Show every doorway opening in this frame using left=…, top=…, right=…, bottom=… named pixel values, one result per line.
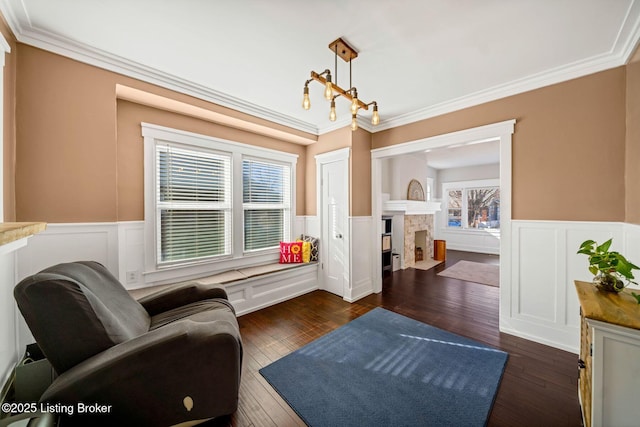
left=370, top=120, right=515, bottom=325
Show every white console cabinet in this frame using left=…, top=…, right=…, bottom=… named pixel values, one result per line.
left=575, top=280, right=640, bottom=427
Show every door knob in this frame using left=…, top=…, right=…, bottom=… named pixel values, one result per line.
left=335, top=233, right=343, bottom=239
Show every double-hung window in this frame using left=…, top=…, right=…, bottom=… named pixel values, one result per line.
left=242, top=158, right=291, bottom=252
left=157, top=144, right=231, bottom=264
left=443, top=179, right=500, bottom=230
left=143, top=124, right=297, bottom=280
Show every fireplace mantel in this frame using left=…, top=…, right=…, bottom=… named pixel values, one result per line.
left=382, top=200, right=441, bottom=215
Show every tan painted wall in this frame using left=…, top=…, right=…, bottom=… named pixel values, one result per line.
left=1, top=16, right=16, bottom=221
left=372, top=68, right=627, bottom=222
left=305, top=126, right=352, bottom=216
left=16, top=46, right=118, bottom=222
left=9, top=43, right=635, bottom=224
left=304, top=125, right=372, bottom=217
left=626, top=54, right=640, bottom=224
left=116, top=100, right=306, bottom=220
left=15, top=45, right=313, bottom=222
left=351, top=128, right=371, bottom=216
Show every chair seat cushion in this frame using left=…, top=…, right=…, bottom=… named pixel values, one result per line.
left=149, top=298, right=238, bottom=331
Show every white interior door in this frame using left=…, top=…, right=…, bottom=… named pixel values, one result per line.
left=320, top=156, right=348, bottom=297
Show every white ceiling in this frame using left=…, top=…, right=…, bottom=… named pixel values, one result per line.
left=425, top=140, right=500, bottom=170
left=1, top=0, right=639, bottom=139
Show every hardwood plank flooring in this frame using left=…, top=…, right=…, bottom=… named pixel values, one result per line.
left=203, top=250, right=582, bottom=426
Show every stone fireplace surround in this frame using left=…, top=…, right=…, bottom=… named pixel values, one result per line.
left=403, top=214, right=435, bottom=269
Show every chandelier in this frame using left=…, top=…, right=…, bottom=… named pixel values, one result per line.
left=302, top=37, right=379, bottom=131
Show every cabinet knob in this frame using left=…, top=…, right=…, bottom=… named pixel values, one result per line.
left=578, top=359, right=586, bottom=369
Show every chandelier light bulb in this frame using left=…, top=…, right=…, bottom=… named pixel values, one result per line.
left=302, top=86, right=311, bottom=110
left=351, top=114, right=358, bottom=131
left=329, top=100, right=337, bottom=121
left=350, top=95, right=358, bottom=115
left=324, top=81, right=333, bottom=100
left=371, top=104, right=380, bottom=126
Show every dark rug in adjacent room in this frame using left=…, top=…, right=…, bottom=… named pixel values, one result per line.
left=259, top=307, right=508, bottom=427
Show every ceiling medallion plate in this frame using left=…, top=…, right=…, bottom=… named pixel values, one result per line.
left=329, top=37, right=358, bottom=62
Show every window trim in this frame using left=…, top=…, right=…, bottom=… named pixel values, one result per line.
left=442, top=179, right=500, bottom=231
left=142, top=123, right=297, bottom=284
left=0, top=34, right=10, bottom=221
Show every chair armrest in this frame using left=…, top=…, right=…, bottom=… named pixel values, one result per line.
left=40, top=320, right=241, bottom=426
left=137, top=282, right=229, bottom=316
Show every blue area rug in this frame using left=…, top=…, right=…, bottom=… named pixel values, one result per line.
left=259, top=308, right=508, bottom=427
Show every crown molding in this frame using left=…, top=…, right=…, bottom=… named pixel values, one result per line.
left=376, top=1, right=640, bottom=132
left=375, top=52, right=623, bottom=131
left=0, top=1, right=319, bottom=136
left=1, top=1, right=639, bottom=138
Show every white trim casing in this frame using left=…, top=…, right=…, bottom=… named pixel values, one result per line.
left=371, top=120, right=515, bottom=296
left=346, top=216, right=374, bottom=302
left=435, top=178, right=501, bottom=254
left=0, top=31, right=10, bottom=221
left=141, top=123, right=298, bottom=285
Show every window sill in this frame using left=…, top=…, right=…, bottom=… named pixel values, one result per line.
left=440, top=227, right=500, bottom=237
left=143, top=250, right=280, bottom=286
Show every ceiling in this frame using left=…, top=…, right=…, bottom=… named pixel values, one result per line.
left=425, top=140, right=500, bottom=170
left=1, top=0, right=639, bottom=138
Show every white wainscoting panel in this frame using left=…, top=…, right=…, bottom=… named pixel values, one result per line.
left=301, top=216, right=320, bottom=239
left=505, top=220, right=631, bottom=354
left=623, top=222, right=640, bottom=285
left=0, top=239, right=27, bottom=392
left=14, top=219, right=640, bottom=355
left=17, top=223, right=120, bottom=281
left=434, top=227, right=500, bottom=254
left=515, top=226, right=558, bottom=323
left=346, top=216, right=374, bottom=302
left=117, top=221, right=145, bottom=288
left=16, top=218, right=317, bottom=292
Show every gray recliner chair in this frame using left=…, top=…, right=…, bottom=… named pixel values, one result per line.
left=14, top=261, right=242, bottom=427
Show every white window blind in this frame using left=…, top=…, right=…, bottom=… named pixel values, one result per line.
left=242, top=158, right=291, bottom=252
left=157, top=144, right=231, bottom=264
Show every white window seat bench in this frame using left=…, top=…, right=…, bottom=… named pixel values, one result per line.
left=133, top=262, right=319, bottom=316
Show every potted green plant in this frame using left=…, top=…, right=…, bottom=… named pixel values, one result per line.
left=577, top=238, right=640, bottom=301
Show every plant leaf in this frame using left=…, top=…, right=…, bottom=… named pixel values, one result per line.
left=597, top=239, right=612, bottom=253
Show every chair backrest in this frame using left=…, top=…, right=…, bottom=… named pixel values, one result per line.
left=14, top=261, right=151, bottom=374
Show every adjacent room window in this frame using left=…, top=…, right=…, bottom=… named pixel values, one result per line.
left=143, top=124, right=297, bottom=273
left=466, top=187, right=500, bottom=229
left=447, top=189, right=463, bottom=227
left=443, top=180, right=500, bottom=230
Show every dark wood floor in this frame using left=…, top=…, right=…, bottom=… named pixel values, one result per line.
left=204, top=250, right=583, bottom=427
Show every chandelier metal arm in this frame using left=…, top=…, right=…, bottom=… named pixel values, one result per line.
left=310, top=70, right=369, bottom=111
